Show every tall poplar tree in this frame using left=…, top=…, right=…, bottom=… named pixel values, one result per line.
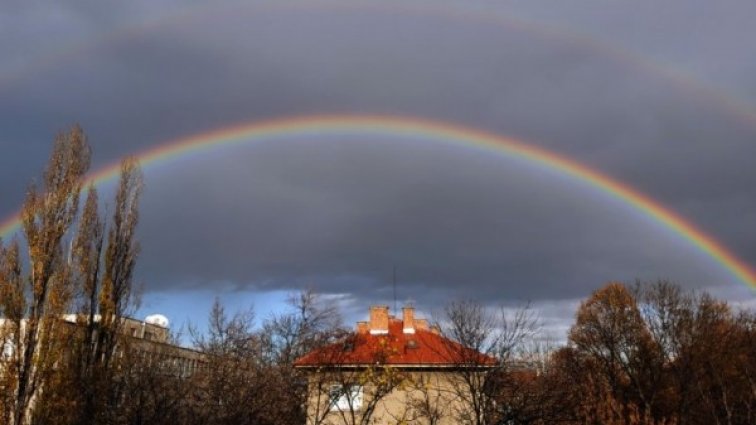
left=0, top=126, right=90, bottom=425
left=0, top=126, right=143, bottom=425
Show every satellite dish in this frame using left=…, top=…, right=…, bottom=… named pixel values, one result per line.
left=144, top=314, right=170, bottom=328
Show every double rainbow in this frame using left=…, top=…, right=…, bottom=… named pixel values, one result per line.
left=1, top=115, right=754, bottom=290
left=5, top=0, right=756, bottom=131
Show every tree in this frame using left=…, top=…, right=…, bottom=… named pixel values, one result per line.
left=47, top=158, right=142, bottom=425
left=436, top=300, right=538, bottom=425
left=183, top=289, right=348, bottom=425
left=0, top=127, right=144, bottom=425
left=259, top=288, right=347, bottom=424
left=301, top=333, right=408, bottom=425
left=568, top=282, right=664, bottom=424
left=633, top=280, right=696, bottom=423
left=260, top=288, right=344, bottom=367
left=487, top=339, right=580, bottom=425
left=565, top=280, right=756, bottom=425
left=402, top=372, right=454, bottom=425
left=0, top=127, right=90, bottom=425
left=188, top=297, right=267, bottom=425
left=548, top=345, right=615, bottom=424
left=679, top=294, right=755, bottom=425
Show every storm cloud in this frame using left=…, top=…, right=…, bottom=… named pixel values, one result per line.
left=1, top=0, right=754, bottom=331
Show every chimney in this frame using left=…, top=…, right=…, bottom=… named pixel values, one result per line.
left=402, top=306, right=415, bottom=334
left=369, top=306, right=389, bottom=335
left=415, top=319, right=429, bottom=331
left=356, top=321, right=368, bottom=334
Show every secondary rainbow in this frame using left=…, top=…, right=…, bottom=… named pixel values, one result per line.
left=1, top=115, right=754, bottom=290
left=5, top=0, right=756, bottom=129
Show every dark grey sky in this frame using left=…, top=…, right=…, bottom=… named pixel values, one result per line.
left=1, top=0, right=754, bottom=335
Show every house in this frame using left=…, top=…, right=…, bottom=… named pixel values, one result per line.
left=294, top=305, right=497, bottom=425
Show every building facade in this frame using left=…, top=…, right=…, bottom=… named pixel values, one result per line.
left=1, top=314, right=204, bottom=378
left=294, top=306, right=496, bottom=425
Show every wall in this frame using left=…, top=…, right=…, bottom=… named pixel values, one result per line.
left=304, top=369, right=476, bottom=425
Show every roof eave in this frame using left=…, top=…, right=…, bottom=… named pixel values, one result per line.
left=294, top=362, right=498, bottom=369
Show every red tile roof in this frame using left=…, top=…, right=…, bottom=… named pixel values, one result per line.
left=294, top=319, right=497, bottom=368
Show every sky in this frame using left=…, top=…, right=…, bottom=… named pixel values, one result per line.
left=1, top=0, right=755, bottom=342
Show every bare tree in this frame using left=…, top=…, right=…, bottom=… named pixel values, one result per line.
left=300, top=333, right=408, bottom=425
left=188, top=297, right=266, bottom=425
left=485, top=338, right=580, bottom=425
left=401, top=373, right=454, bottom=425
left=184, top=289, right=348, bottom=425
left=258, top=289, right=347, bottom=424
left=435, top=300, right=538, bottom=425
left=261, top=288, right=344, bottom=367
left=633, top=280, right=696, bottom=423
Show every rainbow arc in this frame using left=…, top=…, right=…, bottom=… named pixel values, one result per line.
left=1, top=115, right=753, bottom=290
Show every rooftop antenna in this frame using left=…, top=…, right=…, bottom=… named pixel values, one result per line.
left=392, top=266, right=397, bottom=315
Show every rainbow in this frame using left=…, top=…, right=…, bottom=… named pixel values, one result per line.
left=1, top=115, right=754, bottom=290
left=4, top=0, right=756, bottom=130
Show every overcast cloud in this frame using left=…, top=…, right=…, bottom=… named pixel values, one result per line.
left=1, top=0, right=754, bottom=335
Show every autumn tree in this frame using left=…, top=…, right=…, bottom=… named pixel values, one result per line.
left=0, top=126, right=144, bottom=425
left=487, top=338, right=580, bottom=425
left=548, top=345, right=615, bottom=424
left=38, top=158, right=143, bottom=425
left=111, top=352, right=195, bottom=425
left=674, top=293, right=755, bottom=424
left=565, top=280, right=756, bottom=425
left=0, top=127, right=90, bottom=425
left=567, top=282, right=665, bottom=424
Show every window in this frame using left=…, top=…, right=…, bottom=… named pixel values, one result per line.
left=2, top=341, right=14, bottom=360
left=329, top=384, right=363, bottom=411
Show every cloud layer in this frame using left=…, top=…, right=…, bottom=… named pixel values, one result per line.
left=1, top=1, right=754, bottom=327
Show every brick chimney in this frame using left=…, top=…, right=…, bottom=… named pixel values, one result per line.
left=402, top=306, right=415, bottom=334
left=415, top=318, right=429, bottom=331
left=356, top=321, right=368, bottom=334
left=369, top=306, right=389, bottom=335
